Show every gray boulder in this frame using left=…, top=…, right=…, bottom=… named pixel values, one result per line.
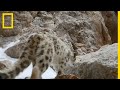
left=65, top=43, right=117, bottom=79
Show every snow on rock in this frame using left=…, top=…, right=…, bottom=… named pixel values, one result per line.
left=0, top=41, right=19, bottom=63
left=0, top=48, right=17, bottom=64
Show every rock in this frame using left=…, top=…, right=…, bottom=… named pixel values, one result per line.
left=0, top=60, right=13, bottom=70
left=0, top=11, right=33, bottom=37
left=101, top=11, right=117, bottom=43
left=53, top=11, right=111, bottom=56
left=0, top=12, right=22, bottom=37
left=5, top=42, right=25, bottom=58
left=14, top=11, right=33, bottom=27
left=0, top=36, right=18, bottom=47
left=65, top=43, right=117, bottom=79
left=55, top=74, right=80, bottom=79
left=30, top=11, right=38, bottom=18
left=32, top=11, right=54, bottom=29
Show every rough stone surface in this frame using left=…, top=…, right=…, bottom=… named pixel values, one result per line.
left=53, top=11, right=112, bottom=56
left=0, top=12, right=22, bottom=37
left=5, top=42, right=25, bottom=58
left=101, top=11, right=117, bottom=43
left=65, top=43, right=117, bottom=79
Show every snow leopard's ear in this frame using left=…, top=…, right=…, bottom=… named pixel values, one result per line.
left=0, top=73, right=9, bottom=79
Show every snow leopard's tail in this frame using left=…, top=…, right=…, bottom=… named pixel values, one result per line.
left=0, top=33, right=42, bottom=79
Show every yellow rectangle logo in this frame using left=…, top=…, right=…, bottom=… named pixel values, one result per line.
left=2, top=13, right=14, bottom=29
left=118, top=11, right=120, bottom=79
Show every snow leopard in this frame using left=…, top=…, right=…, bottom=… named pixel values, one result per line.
left=0, top=32, right=75, bottom=79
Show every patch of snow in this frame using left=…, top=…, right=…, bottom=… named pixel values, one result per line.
left=15, top=63, right=33, bottom=79
left=0, top=40, right=19, bottom=63
left=0, top=47, right=17, bottom=64
left=15, top=63, right=57, bottom=79
left=4, top=40, right=20, bottom=50
left=42, top=67, right=57, bottom=79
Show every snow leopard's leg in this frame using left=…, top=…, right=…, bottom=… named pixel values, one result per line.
left=30, top=65, right=41, bottom=79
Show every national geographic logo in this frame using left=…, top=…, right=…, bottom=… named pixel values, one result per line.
left=1, top=13, right=14, bottom=29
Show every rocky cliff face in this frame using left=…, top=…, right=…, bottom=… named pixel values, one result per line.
left=101, top=11, right=117, bottom=43
left=65, top=43, right=117, bottom=79
left=0, top=11, right=118, bottom=79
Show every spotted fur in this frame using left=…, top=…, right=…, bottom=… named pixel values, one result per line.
left=0, top=32, right=75, bottom=79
